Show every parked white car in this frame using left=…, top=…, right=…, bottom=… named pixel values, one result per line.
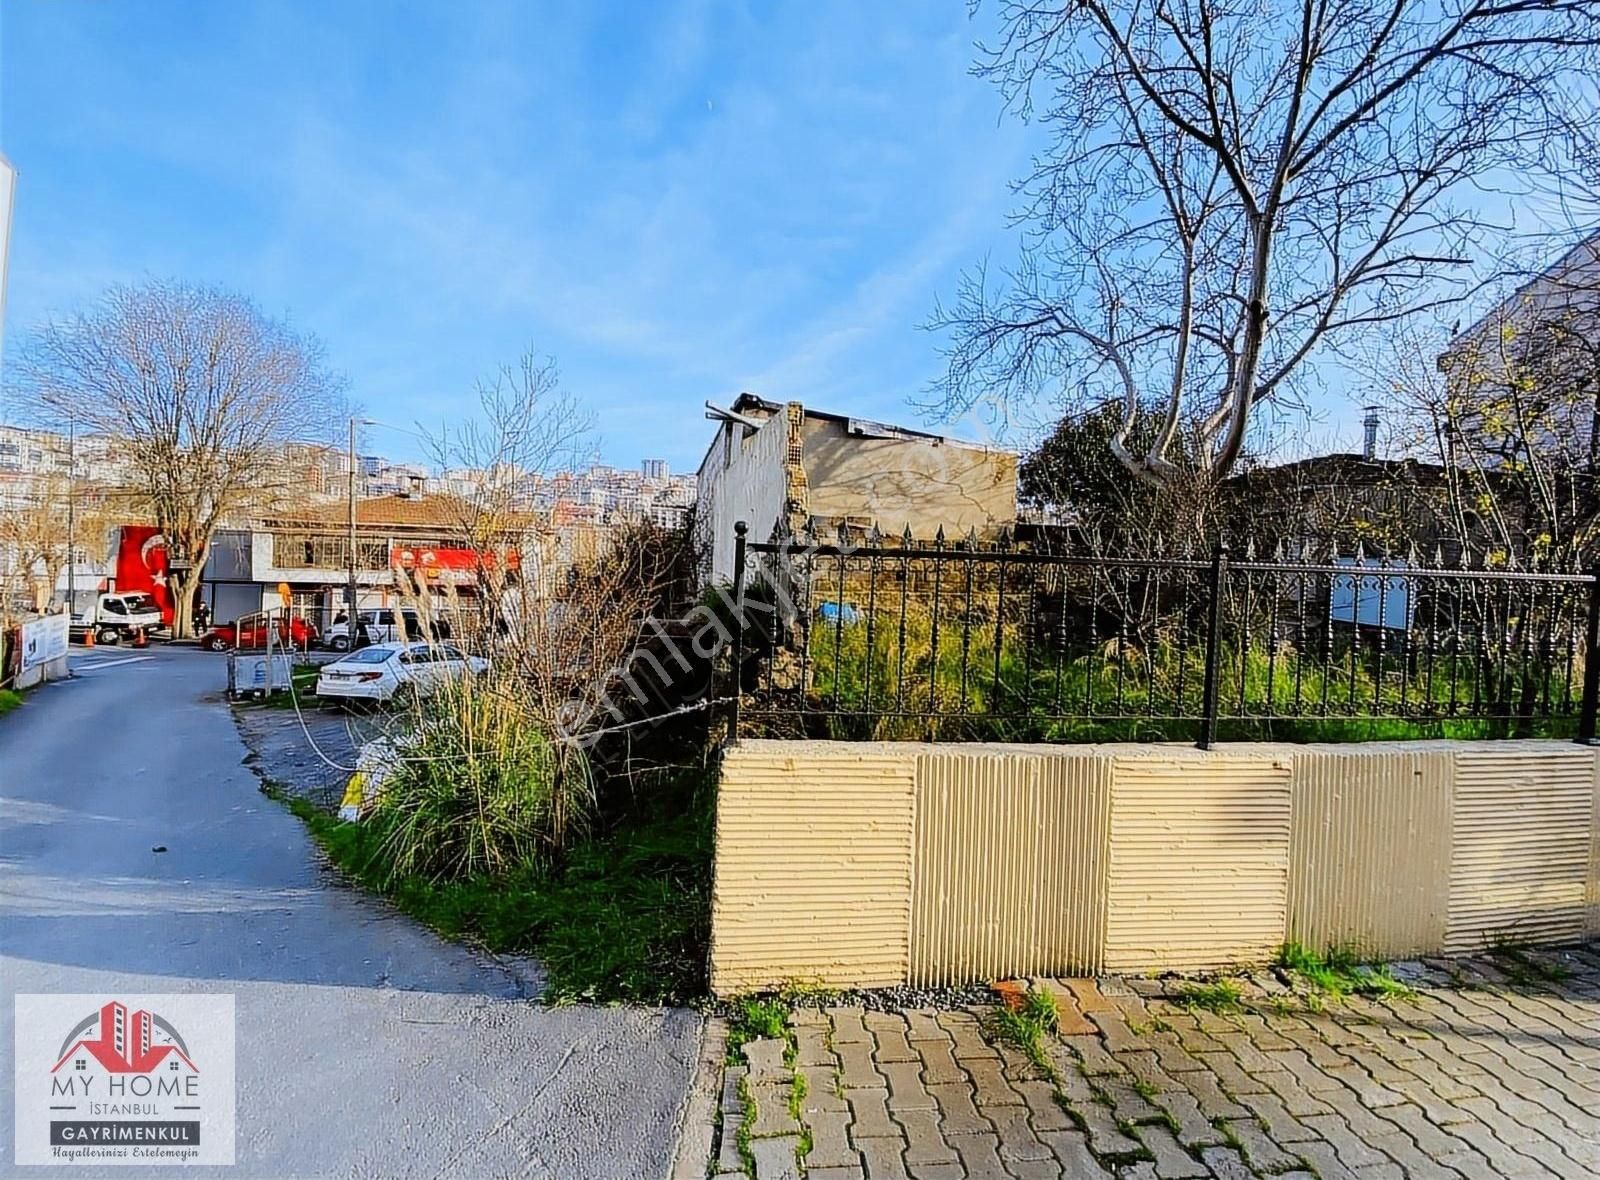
left=321, top=608, right=451, bottom=652
left=315, top=642, right=488, bottom=703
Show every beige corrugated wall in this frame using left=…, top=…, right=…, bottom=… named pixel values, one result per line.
left=710, top=743, right=917, bottom=993
left=1288, top=746, right=1453, bottom=959
left=1103, top=751, right=1293, bottom=972
left=908, top=749, right=1110, bottom=985
left=1445, top=744, right=1595, bottom=952
left=709, top=739, right=1600, bottom=995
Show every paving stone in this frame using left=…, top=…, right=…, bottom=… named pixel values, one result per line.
left=947, top=1131, right=1009, bottom=1180
left=1220, top=1118, right=1303, bottom=1173
left=837, top=1040, right=884, bottom=1090
left=795, top=1026, right=836, bottom=1068
left=789, top=1007, right=828, bottom=1028
left=1289, top=1140, right=1365, bottom=1180
left=896, top=1108, right=959, bottom=1168
left=1236, top=1091, right=1319, bottom=1142
left=1158, top=1011, right=1227, bottom=1054
left=1014, top=1078, right=1075, bottom=1132
left=829, top=1007, right=871, bottom=1045
left=1231, top=1013, right=1295, bottom=1051
left=964, top=1056, right=1024, bottom=1106
left=1212, top=1031, right=1293, bottom=1077
left=799, top=1066, right=848, bottom=1114
left=872, top=1026, right=919, bottom=1065
left=1367, top=1133, right=1473, bottom=1180
left=1145, top=1030, right=1208, bottom=1074
left=915, top=1037, right=967, bottom=1086
left=902, top=1009, right=951, bottom=1043
left=1118, top=1049, right=1185, bottom=1093
left=748, top=1080, right=801, bottom=1137
left=1088, top=1010, right=1144, bottom=1052
left=722, top=1065, right=749, bottom=1118
left=1070, top=1099, right=1144, bottom=1158
left=749, top=1135, right=801, bottom=1180
left=1193, top=1050, right=1272, bottom=1096
left=845, top=1088, right=898, bottom=1140
left=853, top=1135, right=911, bottom=1180
left=1266, top=1046, right=1347, bottom=1095
left=1155, top=1089, right=1224, bottom=1149
left=717, top=1109, right=745, bottom=1175
left=1197, top=1146, right=1253, bottom=1179
left=1350, top=1165, right=1404, bottom=1180
left=996, top=1038, right=1047, bottom=1082
left=879, top=1059, right=937, bottom=1113
left=802, top=1110, right=861, bottom=1171
left=926, top=1081, right=993, bottom=1135
left=1433, top=1147, right=1520, bottom=1180
left=1133, top=1124, right=1208, bottom=1178
left=1175, top=1065, right=1249, bottom=1121
left=1034, top=978, right=1098, bottom=1035
left=1062, top=977, right=1117, bottom=1013
left=1325, top=1064, right=1406, bottom=1109
left=937, top=1010, right=1000, bottom=1060
left=1297, top=1112, right=1388, bottom=1167
left=806, top=1168, right=864, bottom=1180
left=1098, top=977, right=1137, bottom=997
left=1038, top=1129, right=1113, bottom=1177
left=1277, top=1021, right=1351, bottom=1070
left=1091, top=1077, right=1163, bottom=1124
left=865, top=1011, right=909, bottom=1033
left=745, top=1038, right=789, bottom=1084
left=985, top=1102, right=1053, bottom=1162
left=1061, top=1034, right=1127, bottom=1076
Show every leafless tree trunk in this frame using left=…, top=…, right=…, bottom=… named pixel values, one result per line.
left=12, top=280, right=346, bottom=636
left=931, top=0, right=1600, bottom=488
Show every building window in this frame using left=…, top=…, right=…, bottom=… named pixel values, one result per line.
left=272, top=532, right=388, bottom=570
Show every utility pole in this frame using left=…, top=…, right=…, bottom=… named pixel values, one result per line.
left=65, top=420, right=75, bottom=616
left=346, top=417, right=359, bottom=629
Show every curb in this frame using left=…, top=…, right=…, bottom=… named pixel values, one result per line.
left=667, top=1014, right=726, bottom=1180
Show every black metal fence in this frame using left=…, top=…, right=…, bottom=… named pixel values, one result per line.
left=727, top=522, right=1600, bottom=748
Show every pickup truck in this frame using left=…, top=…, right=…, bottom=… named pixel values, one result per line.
left=70, top=592, right=164, bottom=645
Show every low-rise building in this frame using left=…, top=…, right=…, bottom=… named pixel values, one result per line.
left=695, top=394, right=1017, bottom=585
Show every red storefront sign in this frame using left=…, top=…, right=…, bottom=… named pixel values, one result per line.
left=389, top=545, right=521, bottom=572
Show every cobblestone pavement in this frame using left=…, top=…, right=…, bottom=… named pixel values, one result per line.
left=693, top=943, right=1600, bottom=1179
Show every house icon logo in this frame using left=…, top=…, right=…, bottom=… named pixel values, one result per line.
left=50, top=1000, right=198, bottom=1076
left=14, top=992, right=236, bottom=1166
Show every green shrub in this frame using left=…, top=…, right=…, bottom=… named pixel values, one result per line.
left=371, top=673, right=592, bottom=883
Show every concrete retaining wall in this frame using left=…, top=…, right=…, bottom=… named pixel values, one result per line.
left=709, top=739, right=1600, bottom=995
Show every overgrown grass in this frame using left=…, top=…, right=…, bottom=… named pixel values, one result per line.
left=726, top=997, right=790, bottom=1065
left=803, top=606, right=1577, bottom=744
left=0, top=688, right=22, bottom=717
left=267, top=765, right=713, bottom=1004
left=990, top=987, right=1061, bottom=1072
left=1277, top=941, right=1414, bottom=1000
left=1176, top=979, right=1245, bottom=1014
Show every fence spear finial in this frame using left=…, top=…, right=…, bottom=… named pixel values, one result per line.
left=902, top=522, right=914, bottom=547
left=1244, top=535, right=1257, bottom=561
left=934, top=524, right=946, bottom=549
left=965, top=525, right=979, bottom=551
left=868, top=521, right=883, bottom=546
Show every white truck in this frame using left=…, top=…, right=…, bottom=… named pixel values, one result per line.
left=69, top=592, right=163, bottom=646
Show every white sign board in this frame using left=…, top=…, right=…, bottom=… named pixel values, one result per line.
left=20, top=613, right=69, bottom=672
left=1329, top=557, right=1413, bottom=631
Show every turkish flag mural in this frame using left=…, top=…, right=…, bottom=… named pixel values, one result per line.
left=113, top=525, right=175, bottom=625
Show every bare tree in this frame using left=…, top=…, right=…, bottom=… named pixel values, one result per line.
left=931, top=0, right=1600, bottom=488
left=12, top=280, right=345, bottom=636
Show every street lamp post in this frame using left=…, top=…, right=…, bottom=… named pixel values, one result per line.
left=347, top=417, right=359, bottom=629
left=65, top=420, right=75, bottom=616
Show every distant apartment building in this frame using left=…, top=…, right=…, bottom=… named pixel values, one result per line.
left=695, top=394, right=1017, bottom=585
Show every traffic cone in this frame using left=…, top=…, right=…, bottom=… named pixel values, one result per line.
left=83, top=627, right=95, bottom=649
left=132, top=627, right=148, bottom=649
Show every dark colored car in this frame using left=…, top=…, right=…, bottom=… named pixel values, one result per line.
left=200, top=617, right=318, bottom=652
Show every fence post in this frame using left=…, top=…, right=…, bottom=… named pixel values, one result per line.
left=1579, top=564, right=1600, bottom=744
left=728, top=521, right=749, bottom=744
left=1197, top=541, right=1229, bottom=751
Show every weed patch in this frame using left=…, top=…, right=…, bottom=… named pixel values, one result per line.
left=264, top=767, right=713, bottom=1004
left=0, top=688, right=22, bottom=717
left=1176, top=979, right=1244, bottom=1014
left=1487, top=940, right=1572, bottom=986
left=1277, top=942, right=1413, bottom=1001
left=989, top=987, right=1061, bottom=1073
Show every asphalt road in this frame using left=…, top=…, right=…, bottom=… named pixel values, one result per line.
left=0, top=647, right=701, bottom=1179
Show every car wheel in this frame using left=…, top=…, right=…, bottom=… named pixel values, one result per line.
left=329, top=635, right=350, bottom=652
left=202, top=636, right=225, bottom=652
left=95, top=626, right=121, bottom=646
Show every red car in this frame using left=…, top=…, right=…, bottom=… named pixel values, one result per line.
left=200, top=617, right=318, bottom=652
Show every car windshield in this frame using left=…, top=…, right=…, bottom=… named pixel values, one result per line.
left=123, top=595, right=157, bottom=612
left=339, top=648, right=396, bottom=665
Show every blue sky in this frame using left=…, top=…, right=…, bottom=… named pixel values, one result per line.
left=1, top=0, right=1036, bottom=472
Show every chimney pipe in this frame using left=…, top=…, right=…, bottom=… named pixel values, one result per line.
left=1361, top=406, right=1380, bottom=461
